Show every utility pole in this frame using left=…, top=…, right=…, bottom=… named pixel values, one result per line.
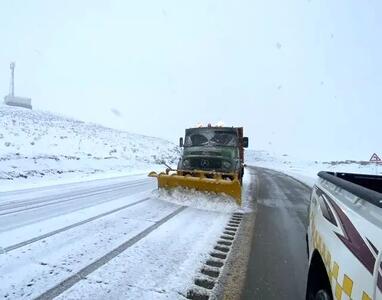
left=9, top=62, right=15, bottom=96
left=4, top=61, right=32, bottom=109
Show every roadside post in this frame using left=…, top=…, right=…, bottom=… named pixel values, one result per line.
left=369, top=153, right=381, bottom=175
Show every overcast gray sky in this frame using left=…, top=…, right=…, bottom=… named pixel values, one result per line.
left=1, top=0, right=381, bottom=161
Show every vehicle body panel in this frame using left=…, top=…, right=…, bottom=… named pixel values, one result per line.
left=307, top=173, right=382, bottom=300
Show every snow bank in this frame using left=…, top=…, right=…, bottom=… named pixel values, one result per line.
left=154, top=187, right=240, bottom=213
left=0, top=106, right=179, bottom=189
left=246, top=149, right=381, bottom=187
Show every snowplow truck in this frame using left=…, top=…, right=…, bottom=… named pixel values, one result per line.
left=149, top=126, right=249, bottom=205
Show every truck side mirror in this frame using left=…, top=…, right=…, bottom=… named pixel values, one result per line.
left=243, top=137, right=249, bottom=148
left=179, top=137, right=184, bottom=147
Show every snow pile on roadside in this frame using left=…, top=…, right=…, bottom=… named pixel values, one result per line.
left=155, top=187, right=241, bottom=213
left=241, top=167, right=255, bottom=212
left=246, top=149, right=381, bottom=187
left=0, top=106, right=179, bottom=188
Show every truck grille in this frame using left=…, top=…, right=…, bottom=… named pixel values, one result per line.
left=189, top=158, right=222, bottom=170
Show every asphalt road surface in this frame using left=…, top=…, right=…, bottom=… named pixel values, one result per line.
left=242, top=167, right=312, bottom=300
left=1, top=167, right=312, bottom=299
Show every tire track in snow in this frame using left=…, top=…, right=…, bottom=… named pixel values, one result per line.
left=0, top=181, right=149, bottom=216
left=0, top=176, right=149, bottom=199
left=3, top=197, right=151, bottom=253
left=34, top=206, right=186, bottom=300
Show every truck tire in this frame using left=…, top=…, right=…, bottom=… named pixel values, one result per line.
left=313, top=290, right=332, bottom=300
left=239, top=167, right=244, bottom=184
left=306, top=251, right=333, bottom=300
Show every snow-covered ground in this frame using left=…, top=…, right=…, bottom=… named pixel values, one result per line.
left=0, top=166, right=253, bottom=300
left=246, top=149, right=381, bottom=187
left=0, top=105, right=179, bottom=191
left=4, top=104, right=380, bottom=299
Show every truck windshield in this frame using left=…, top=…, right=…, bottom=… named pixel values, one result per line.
left=184, top=130, right=238, bottom=147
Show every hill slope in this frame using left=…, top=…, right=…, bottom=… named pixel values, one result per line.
left=0, top=105, right=179, bottom=188
left=246, top=149, right=381, bottom=186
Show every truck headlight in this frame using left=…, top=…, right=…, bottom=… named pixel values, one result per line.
left=222, top=161, right=232, bottom=170
left=182, top=159, right=191, bottom=169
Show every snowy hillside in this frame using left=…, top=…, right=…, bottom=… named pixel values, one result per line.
left=246, top=149, right=381, bottom=186
left=0, top=106, right=179, bottom=189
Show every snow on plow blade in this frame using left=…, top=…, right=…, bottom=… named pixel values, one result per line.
left=148, top=171, right=242, bottom=205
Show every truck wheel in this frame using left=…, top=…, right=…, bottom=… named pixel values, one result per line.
left=239, top=167, right=244, bottom=184
left=306, top=251, right=333, bottom=300
left=314, top=290, right=331, bottom=300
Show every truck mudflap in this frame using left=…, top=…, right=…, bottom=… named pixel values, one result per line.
left=148, top=170, right=242, bottom=205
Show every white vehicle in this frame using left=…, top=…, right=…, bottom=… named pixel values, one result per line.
left=306, top=171, right=382, bottom=300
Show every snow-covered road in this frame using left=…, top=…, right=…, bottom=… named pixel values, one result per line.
left=0, top=174, right=246, bottom=299
left=0, top=175, right=153, bottom=232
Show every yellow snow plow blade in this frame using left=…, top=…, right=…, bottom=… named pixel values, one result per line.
left=148, top=170, right=242, bottom=205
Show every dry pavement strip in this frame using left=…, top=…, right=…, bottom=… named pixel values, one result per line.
left=242, top=167, right=311, bottom=300
left=219, top=167, right=311, bottom=300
